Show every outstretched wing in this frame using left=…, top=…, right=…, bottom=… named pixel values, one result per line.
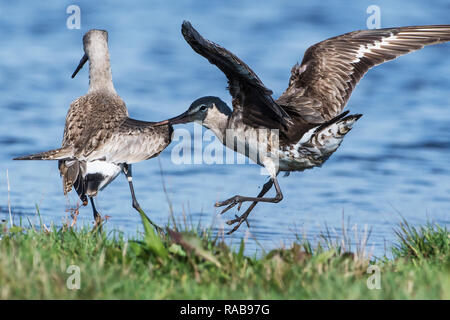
left=182, top=21, right=291, bottom=128
left=277, top=25, right=450, bottom=122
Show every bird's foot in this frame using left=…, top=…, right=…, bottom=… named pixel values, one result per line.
left=225, top=212, right=250, bottom=235
left=92, top=212, right=104, bottom=231
left=216, top=195, right=257, bottom=233
left=215, top=195, right=245, bottom=214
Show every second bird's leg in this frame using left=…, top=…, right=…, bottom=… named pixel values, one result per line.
left=123, top=164, right=163, bottom=233
left=123, top=164, right=142, bottom=212
left=224, top=179, right=274, bottom=234
left=90, top=197, right=102, bottom=226
left=215, top=175, right=283, bottom=211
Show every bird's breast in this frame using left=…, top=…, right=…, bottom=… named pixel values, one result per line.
left=224, top=123, right=279, bottom=166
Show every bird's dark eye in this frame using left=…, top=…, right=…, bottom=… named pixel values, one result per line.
left=200, top=105, right=207, bottom=111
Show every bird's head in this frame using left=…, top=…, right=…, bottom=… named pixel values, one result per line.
left=153, top=96, right=231, bottom=129
left=71, top=29, right=109, bottom=78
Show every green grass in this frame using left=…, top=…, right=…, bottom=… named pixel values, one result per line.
left=392, top=219, right=449, bottom=262
left=0, top=214, right=448, bottom=299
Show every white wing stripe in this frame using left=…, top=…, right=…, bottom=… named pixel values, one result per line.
left=351, top=33, right=397, bottom=63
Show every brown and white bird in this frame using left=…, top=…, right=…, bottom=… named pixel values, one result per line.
left=154, top=21, right=450, bottom=234
left=14, top=29, right=172, bottom=227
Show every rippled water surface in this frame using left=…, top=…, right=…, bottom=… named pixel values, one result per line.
left=1, top=0, right=449, bottom=257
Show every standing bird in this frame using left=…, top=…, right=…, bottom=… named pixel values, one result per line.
left=154, top=21, right=450, bottom=234
left=14, top=29, right=172, bottom=228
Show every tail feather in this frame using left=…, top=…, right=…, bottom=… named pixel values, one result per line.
left=58, top=159, right=88, bottom=205
left=313, top=110, right=350, bottom=133
left=311, top=113, right=362, bottom=152
left=13, top=147, right=73, bottom=160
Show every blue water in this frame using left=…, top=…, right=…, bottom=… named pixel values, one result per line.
left=0, top=0, right=449, bottom=258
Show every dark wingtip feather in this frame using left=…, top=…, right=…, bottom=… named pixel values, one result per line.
left=181, top=21, right=206, bottom=50
left=13, top=154, right=40, bottom=160
left=13, top=154, right=41, bottom=160
left=181, top=20, right=196, bottom=39
left=182, top=20, right=192, bottom=29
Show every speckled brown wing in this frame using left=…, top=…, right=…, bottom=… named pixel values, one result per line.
left=59, top=98, right=81, bottom=195
left=86, top=118, right=173, bottom=164
left=277, top=25, right=450, bottom=122
left=62, top=96, right=85, bottom=148
left=59, top=91, right=128, bottom=195
left=62, top=92, right=129, bottom=158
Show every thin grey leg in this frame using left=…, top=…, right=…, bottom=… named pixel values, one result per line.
left=122, top=164, right=163, bottom=233
left=90, top=197, right=102, bottom=226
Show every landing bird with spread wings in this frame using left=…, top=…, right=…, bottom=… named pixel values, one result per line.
left=154, top=21, right=450, bottom=234
left=14, top=29, right=172, bottom=228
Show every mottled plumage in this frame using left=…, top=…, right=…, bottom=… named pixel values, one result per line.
left=155, top=21, right=450, bottom=233
left=14, top=29, right=172, bottom=225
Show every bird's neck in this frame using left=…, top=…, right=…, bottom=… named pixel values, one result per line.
left=202, top=105, right=232, bottom=142
left=88, top=49, right=116, bottom=94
